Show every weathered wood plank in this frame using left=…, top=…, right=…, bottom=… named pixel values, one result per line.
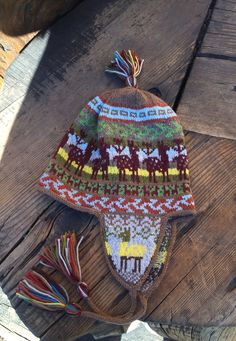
left=144, top=133, right=236, bottom=325
left=149, top=323, right=236, bottom=341
left=201, top=1, right=236, bottom=58
left=0, top=0, right=219, bottom=338
left=178, top=0, right=236, bottom=140
left=1, top=200, right=128, bottom=339
left=149, top=217, right=236, bottom=325
left=178, top=57, right=236, bottom=140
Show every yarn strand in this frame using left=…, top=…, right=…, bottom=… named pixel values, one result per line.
left=16, top=269, right=147, bottom=322
left=16, top=270, right=81, bottom=316
left=16, top=233, right=148, bottom=322
left=106, top=49, right=144, bottom=87
left=39, top=232, right=88, bottom=298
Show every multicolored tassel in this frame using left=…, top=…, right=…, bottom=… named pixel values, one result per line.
left=106, top=49, right=144, bottom=87
left=16, top=270, right=81, bottom=316
left=39, top=232, right=88, bottom=298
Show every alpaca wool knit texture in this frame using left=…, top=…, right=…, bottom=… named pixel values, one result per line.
left=38, top=85, right=195, bottom=293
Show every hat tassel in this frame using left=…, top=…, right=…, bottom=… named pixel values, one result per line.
left=39, top=232, right=89, bottom=299
left=106, top=49, right=144, bottom=87
left=16, top=233, right=148, bottom=323
left=16, top=270, right=81, bottom=316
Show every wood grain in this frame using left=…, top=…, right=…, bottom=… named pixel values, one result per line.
left=202, top=0, right=236, bottom=57
left=177, top=57, right=236, bottom=140
left=178, top=0, right=236, bottom=140
left=3, top=0, right=234, bottom=339
left=145, top=133, right=236, bottom=325
left=149, top=323, right=236, bottom=341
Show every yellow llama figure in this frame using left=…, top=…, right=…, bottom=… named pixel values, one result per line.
left=119, top=242, right=147, bottom=258
left=119, top=242, right=147, bottom=273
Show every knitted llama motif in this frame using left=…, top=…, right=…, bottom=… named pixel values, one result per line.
left=38, top=50, right=196, bottom=298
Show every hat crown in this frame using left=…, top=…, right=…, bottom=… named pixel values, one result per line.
left=91, top=87, right=183, bottom=149
left=100, top=86, right=165, bottom=108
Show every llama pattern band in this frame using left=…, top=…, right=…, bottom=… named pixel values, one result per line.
left=52, top=128, right=189, bottom=185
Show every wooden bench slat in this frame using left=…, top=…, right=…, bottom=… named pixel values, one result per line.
left=1, top=0, right=227, bottom=338
left=178, top=0, right=236, bottom=140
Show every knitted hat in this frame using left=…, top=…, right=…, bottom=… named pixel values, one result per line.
left=17, top=50, right=196, bottom=322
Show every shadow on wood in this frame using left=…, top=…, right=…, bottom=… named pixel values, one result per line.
left=1, top=0, right=236, bottom=340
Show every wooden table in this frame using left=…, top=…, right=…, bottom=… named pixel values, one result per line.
left=0, top=0, right=236, bottom=340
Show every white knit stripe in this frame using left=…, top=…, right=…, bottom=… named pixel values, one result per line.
left=86, top=96, right=177, bottom=122
left=86, top=96, right=103, bottom=114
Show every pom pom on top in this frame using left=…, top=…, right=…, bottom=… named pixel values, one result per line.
left=106, top=49, right=144, bottom=87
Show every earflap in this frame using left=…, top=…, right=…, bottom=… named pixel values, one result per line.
left=100, top=214, right=178, bottom=298
left=101, top=213, right=165, bottom=290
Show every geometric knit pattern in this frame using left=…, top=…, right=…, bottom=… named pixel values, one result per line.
left=141, top=221, right=173, bottom=292
left=39, top=173, right=194, bottom=215
left=38, top=87, right=195, bottom=289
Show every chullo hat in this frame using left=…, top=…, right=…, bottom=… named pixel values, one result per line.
left=16, top=50, right=196, bottom=322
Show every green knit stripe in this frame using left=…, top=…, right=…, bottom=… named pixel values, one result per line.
left=98, top=120, right=183, bottom=143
